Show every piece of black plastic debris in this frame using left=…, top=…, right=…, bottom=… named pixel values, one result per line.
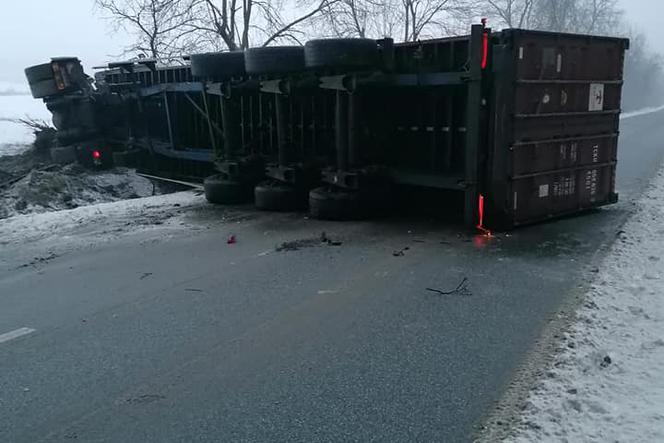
left=393, top=246, right=410, bottom=257
left=140, top=272, right=153, bottom=280
left=426, top=277, right=470, bottom=296
left=185, top=288, right=203, bottom=293
left=600, top=355, right=612, bottom=368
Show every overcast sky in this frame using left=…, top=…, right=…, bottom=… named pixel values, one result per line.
left=0, top=0, right=660, bottom=83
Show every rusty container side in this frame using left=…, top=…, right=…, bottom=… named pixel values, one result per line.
left=487, top=29, right=628, bottom=229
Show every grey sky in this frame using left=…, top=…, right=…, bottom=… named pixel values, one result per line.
left=0, top=0, right=660, bottom=83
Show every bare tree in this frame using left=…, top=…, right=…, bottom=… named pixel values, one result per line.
left=400, top=0, right=472, bottom=42
left=315, top=0, right=473, bottom=41
left=97, top=0, right=337, bottom=58
left=96, top=0, right=200, bottom=60
left=528, top=0, right=620, bottom=34
left=484, top=0, right=535, bottom=28
left=191, top=0, right=337, bottom=50
left=315, top=0, right=402, bottom=38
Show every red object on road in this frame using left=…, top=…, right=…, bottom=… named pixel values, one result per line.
left=227, top=235, right=237, bottom=244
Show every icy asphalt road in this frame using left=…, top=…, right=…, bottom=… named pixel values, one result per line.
left=0, top=110, right=663, bottom=442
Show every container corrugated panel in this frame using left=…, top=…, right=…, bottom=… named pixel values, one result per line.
left=489, top=29, right=628, bottom=228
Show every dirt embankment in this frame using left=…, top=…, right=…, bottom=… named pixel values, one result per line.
left=0, top=144, right=173, bottom=220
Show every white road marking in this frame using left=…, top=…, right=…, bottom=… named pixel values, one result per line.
left=0, top=327, right=36, bottom=344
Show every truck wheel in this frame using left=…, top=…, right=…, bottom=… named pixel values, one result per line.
left=29, top=79, right=60, bottom=99
left=112, top=150, right=141, bottom=168
left=245, top=46, right=305, bottom=75
left=204, top=175, right=248, bottom=204
left=50, top=146, right=78, bottom=165
left=25, top=63, right=54, bottom=84
left=254, top=180, right=303, bottom=211
left=309, top=186, right=364, bottom=220
left=190, top=52, right=246, bottom=80
left=304, top=39, right=379, bottom=70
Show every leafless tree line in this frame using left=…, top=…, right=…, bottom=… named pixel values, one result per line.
left=96, top=0, right=661, bottom=109
left=95, top=0, right=480, bottom=59
left=96, top=0, right=632, bottom=59
left=483, top=0, right=621, bottom=34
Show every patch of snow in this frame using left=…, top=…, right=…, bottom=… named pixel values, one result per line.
left=506, top=170, right=664, bottom=442
left=0, top=190, right=206, bottom=247
left=620, top=104, right=664, bottom=120
left=0, top=94, right=52, bottom=152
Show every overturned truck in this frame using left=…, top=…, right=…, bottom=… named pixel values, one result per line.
left=24, top=23, right=629, bottom=230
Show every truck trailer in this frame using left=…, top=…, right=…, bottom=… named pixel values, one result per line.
left=24, top=23, right=629, bottom=230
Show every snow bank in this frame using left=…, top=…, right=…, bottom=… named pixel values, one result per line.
left=0, top=190, right=206, bottom=247
left=0, top=165, right=159, bottom=219
left=620, top=104, right=664, bottom=120
left=507, top=171, right=664, bottom=442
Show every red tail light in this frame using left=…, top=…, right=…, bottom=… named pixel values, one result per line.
left=92, top=150, right=101, bottom=160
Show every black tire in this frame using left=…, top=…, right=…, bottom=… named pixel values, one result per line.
left=309, top=186, right=365, bottom=220
left=254, top=180, right=303, bottom=211
left=244, top=46, right=305, bottom=75
left=204, top=175, right=249, bottom=204
left=304, top=38, right=379, bottom=70
left=112, top=150, right=141, bottom=168
left=25, top=63, right=55, bottom=84
left=50, top=146, right=78, bottom=165
left=29, top=79, right=61, bottom=99
left=190, top=52, right=246, bottom=80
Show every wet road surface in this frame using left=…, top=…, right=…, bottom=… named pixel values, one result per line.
left=0, top=111, right=662, bottom=442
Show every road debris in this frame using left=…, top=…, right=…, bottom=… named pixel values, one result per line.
left=17, top=251, right=59, bottom=269
left=277, top=233, right=342, bottom=252
left=321, top=231, right=342, bottom=246
left=393, top=246, right=410, bottom=257
left=426, top=277, right=470, bottom=296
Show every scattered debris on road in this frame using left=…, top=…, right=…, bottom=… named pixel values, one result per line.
left=426, top=277, right=470, bottom=296
left=17, top=251, right=60, bottom=269
left=392, top=246, right=410, bottom=257
left=276, top=232, right=343, bottom=252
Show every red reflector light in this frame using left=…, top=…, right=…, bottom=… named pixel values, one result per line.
left=92, top=150, right=101, bottom=159
left=477, top=194, right=492, bottom=236
left=481, top=32, right=489, bottom=70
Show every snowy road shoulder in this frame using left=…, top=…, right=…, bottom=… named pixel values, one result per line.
left=0, top=191, right=207, bottom=248
left=500, top=170, right=664, bottom=442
